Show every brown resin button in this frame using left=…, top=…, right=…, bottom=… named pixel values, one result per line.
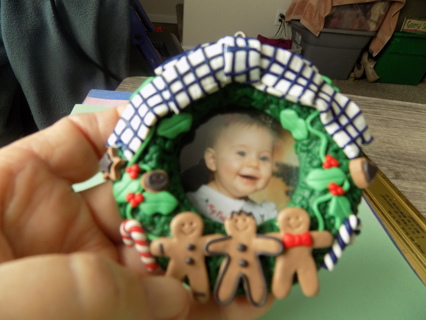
left=141, top=169, right=169, bottom=192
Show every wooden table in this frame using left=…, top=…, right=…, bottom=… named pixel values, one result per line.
left=347, top=95, right=426, bottom=217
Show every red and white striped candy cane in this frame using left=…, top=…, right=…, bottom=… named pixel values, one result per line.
left=120, top=219, right=158, bottom=271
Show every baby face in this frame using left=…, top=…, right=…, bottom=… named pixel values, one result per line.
left=206, top=123, right=274, bottom=199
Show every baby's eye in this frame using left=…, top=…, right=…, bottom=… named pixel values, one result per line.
left=259, top=156, right=270, bottom=162
left=237, top=151, right=246, bottom=157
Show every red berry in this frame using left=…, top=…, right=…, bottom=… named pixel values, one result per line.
left=134, top=193, right=144, bottom=203
left=328, top=182, right=344, bottom=196
left=125, top=164, right=141, bottom=179
left=126, top=192, right=144, bottom=207
left=323, top=155, right=340, bottom=169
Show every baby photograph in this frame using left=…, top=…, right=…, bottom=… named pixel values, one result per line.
left=180, top=110, right=299, bottom=225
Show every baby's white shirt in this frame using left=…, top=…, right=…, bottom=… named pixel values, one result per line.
left=186, top=185, right=277, bottom=225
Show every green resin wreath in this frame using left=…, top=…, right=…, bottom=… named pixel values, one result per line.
left=111, top=83, right=360, bottom=281
left=103, top=36, right=374, bottom=305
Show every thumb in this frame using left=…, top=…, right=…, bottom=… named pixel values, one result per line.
left=0, top=253, right=191, bottom=320
left=139, top=276, right=192, bottom=320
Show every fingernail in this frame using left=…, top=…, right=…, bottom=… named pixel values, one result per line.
left=142, top=277, right=190, bottom=320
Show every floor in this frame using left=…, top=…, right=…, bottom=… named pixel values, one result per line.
left=333, top=78, right=426, bottom=105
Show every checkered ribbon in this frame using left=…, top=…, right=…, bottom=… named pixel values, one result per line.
left=107, top=36, right=373, bottom=160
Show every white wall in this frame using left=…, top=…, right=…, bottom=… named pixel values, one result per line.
left=182, top=0, right=293, bottom=49
left=139, top=0, right=293, bottom=49
left=139, top=0, right=184, bottom=24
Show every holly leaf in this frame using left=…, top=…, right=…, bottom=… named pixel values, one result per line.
left=305, top=167, right=346, bottom=191
left=327, top=196, right=352, bottom=229
left=157, top=113, right=193, bottom=139
left=280, top=109, right=308, bottom=140
left=113, top=174, right=142, bottom=203
left=140, top=191, right=178, bottom=216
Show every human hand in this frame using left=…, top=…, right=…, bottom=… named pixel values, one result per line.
left=0, top=107, right=274, bottom=319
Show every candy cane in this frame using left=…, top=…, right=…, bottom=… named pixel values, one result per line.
left=322, top=214, right=361, bottom=271
left=120, top=219, right=158, bottom=271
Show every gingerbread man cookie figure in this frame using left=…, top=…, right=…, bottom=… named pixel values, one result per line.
left=149, top=212, right=213, bottom=303
left=205, top=211, right=283, bottom=306
left=268, top=207, right=333, bottom=299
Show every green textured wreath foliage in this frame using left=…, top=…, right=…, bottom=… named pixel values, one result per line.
left=112, top=82, right=363, bottom=290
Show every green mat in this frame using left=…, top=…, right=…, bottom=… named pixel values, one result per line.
left=260, top=200, right=425, bottom=320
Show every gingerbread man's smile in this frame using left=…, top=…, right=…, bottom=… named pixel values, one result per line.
left=180, top=222, right=197, bottom=235
left=234, top=218, right=250, bottom=231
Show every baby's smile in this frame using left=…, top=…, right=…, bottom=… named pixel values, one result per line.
left=239, top=173, right=258, bottom=183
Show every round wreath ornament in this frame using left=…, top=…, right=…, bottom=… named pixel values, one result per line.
left=101, top=36, right=376, bottom=306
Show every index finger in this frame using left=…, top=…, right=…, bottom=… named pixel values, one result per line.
left=1, top=105, right=124, bottom=184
